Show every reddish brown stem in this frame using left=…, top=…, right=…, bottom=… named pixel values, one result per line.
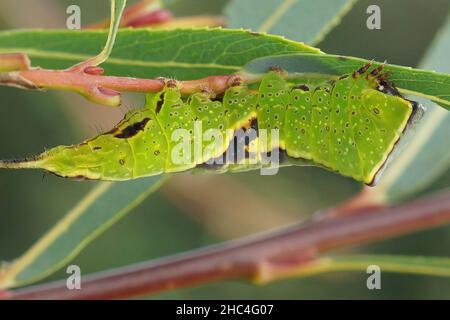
left=321, top=187, right=384, bottom=219
left=0, top=290, right=11, bottom=299
left=0, top=66, right=242, bottom=107
left=5, top=189, right=450, bottom=300
left=124, top=9, right=173, bottom=28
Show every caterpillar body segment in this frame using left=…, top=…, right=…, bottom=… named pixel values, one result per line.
left=0, top=64, right=422, bottom=185
left=256, top=71, right=290, bottom=152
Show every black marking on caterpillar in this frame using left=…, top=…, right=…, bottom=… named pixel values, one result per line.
left=114, top=117, right=151, bottom=139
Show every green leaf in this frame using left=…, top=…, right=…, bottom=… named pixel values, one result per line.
left=241, top=53, right=450, bottom=109
left=225, top=0, right=358, bottom=45
left=371, top=13, right=450, bottom=203
left=0, top=28, right=321, bottom=80
left=0, top=178, right=165, bottom=289
left=280, top=255, right=450, bottom=280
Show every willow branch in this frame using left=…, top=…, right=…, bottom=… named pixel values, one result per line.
left=0, top=57, right=242, bottom=107
left=3, top=189, right=450, bottom=300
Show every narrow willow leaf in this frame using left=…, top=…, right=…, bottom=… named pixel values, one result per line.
left=0, top=177, right=164, bottom=289
left=225, top=0, right=358, bottom=45
left=0, top=28, right=321, bottom=80
left=241, top=53, right=450, bottom=110
left=258, top=255, right=450, bottom=283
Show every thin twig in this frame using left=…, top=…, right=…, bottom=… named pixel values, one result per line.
left=4, top=189, right=450, bottom=300
left=0, top=61, right=242, bottom=107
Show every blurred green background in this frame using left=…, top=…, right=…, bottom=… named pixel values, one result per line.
left=0, top=0, right=449, bottom=299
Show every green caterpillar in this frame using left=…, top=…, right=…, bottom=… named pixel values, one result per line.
left=0, top=63, right=423, bottom=185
